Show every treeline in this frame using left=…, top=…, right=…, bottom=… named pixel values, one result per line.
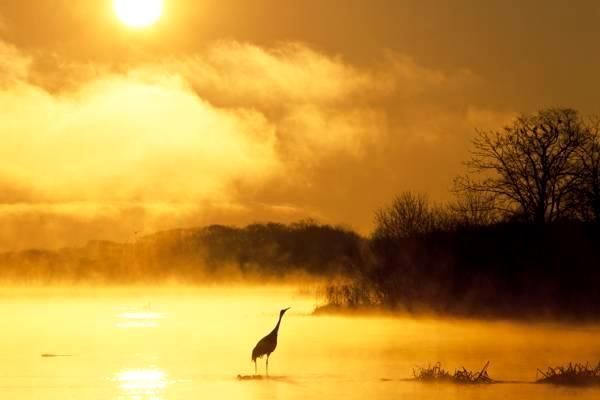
left=323, top=200, right=600, bottom=319
left=320, top=109, right=600, bottom=319
left=3, top=108, right=600, bottom=320
left=0, top=221, right=368, bottom=283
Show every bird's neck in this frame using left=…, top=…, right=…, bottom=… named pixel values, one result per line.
left=271, top=313, right=283, bottom=335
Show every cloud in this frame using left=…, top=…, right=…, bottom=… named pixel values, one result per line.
left=0, top=74, right=280, bottom=202
left=0, top=39, right=512, bottom=250
left=0, top=41, right=30, bottom=84
left=159, top=42, right=381, bottom=108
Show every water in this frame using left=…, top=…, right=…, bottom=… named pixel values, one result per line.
left=1, top=286, right=599, bottom=399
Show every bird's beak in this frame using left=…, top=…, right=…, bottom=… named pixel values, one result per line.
left=283, top=307, right=291, bottom=312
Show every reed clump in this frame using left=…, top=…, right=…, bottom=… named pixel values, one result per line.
left=413, top=361, right=493, bottom=384
left=536, top=362, right=600, bottom=386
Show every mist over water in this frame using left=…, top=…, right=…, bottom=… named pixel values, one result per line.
left=2, top=286, right=599, bottom=399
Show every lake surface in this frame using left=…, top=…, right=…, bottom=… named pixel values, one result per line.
left=1, top=286, right=599, bottom=399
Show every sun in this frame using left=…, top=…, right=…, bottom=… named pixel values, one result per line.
left=114, top=0, right=164, bottom=28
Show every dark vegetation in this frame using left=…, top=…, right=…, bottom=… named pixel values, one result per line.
left=536, top=362, right=600, bottom=386
left=413, top=362, right=493, bottom=384
left=0, top=221, right=367, bottom=283
left=410, top=360, right=600, bottom=386
left=1, top=108, right=600, bottom=320
left=318, top=109, right=600, bottom=319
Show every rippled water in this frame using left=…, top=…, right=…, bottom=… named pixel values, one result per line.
left=1, top=286, right=599, bottom=399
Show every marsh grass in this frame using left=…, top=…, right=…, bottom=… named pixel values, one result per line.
left=536, top=362, right=600, bottom=386
left=413, top=362, right=493, bottom=384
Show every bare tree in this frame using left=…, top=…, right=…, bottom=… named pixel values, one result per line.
left=456, top=109, right=588, bottom=224
left=373, top=192, right=434, bottom=239
left=448, top=190, right=498, bottom=227
left=573, top=118, right=600, bottom=222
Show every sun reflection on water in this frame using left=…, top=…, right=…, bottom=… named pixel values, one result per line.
left=116, top=368, right=168, bottom=399
left=117, top=312, right=162, bottom=328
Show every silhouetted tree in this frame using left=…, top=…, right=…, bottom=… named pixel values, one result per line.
left=373, top=192, right=435, bottom=239
left=448, top=191, right=498, bottom=227
left=457, top=109, right=588, bottom=224
left=573, top=118, right=600, bottom=223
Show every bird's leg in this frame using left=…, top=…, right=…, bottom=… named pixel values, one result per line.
left=254, top=360, right=257, bottom=376
left=266, top=355, right=269, bottom=377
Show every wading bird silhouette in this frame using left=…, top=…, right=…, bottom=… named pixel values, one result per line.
left=251, top=307, right=290, bottom=376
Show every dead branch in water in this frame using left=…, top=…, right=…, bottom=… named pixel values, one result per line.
left=536, top=362, right=600, bottom=386
left=413, top=362, right=493, bottom=384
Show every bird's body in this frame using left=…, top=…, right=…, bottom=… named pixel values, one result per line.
left=251, top=307, right=290, bottom=376
left=252, top=331, right=278, bottom=362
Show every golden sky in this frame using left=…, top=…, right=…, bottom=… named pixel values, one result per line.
left=0, top=0, right=599, bottom=250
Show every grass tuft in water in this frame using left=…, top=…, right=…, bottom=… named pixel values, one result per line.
left=536, top=362, right=600, bottom=386
left=413, top=361, right=494, bottom=384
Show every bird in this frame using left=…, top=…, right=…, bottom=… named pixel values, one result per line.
left=251, top=307, right=290, bottom=377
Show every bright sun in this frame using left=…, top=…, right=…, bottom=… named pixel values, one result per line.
left=114, top=0, right=164, bottom=28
